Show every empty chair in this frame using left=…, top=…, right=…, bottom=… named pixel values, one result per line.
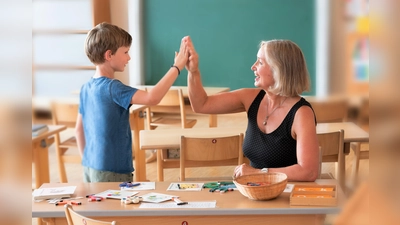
left=350, top=142, right=369, bottom=186
left=64, top=204, right=119, bottom=225
left=145, top=88, right=197, bottom=180
left=179, top=133, right=244, bottom=181
left=51, top=101, right=81, bottom=183
left=308, top=97, right=349, bottom=123
left=351, top=96, right=369, bottom=187
left=145, top=88, right=197, bottom=129
left=317, top=129, right=345, bottom=190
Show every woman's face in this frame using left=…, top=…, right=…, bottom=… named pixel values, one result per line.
left=251, top=47, right=274, bottom=88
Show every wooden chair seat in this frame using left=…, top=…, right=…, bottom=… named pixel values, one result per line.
left=150, top=117, right=197, bottom=128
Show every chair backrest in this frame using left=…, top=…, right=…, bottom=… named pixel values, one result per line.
left=309, top=98, right=348, bottom=123
left=51, top=101, right=79, bottom=128
left=179, top=133, right=244, bottom=181
left=146, top=88, right=195, bottom=129
left=64, top=204, right=119, bottom=225
left=318, top=129, right=344, bottom=162
left=317, top=129, right=345, bottom=187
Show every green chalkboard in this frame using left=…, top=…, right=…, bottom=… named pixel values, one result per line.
left=144, top=0, right=315, bottom=95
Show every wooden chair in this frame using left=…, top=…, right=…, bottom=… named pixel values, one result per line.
left=51, top=101, right=81, bottom=183
left=64, top=204, right=119, bottom=225
left=145, top=88, right=197, bottom=129
left=350, top=96, right=369, bottom=186
left=309, top=97, right=348, bottom=189
left=179, top=133, right=244, bottom=181
left=145, top=88, right=197, bottom=181
left=317, top=129, right=345, bottom=190
left=308, top=97, right=349, bottom=123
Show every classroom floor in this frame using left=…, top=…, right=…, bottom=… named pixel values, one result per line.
left=32, top=112, right=369, bottom=225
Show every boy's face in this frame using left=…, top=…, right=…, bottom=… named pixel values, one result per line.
left=109, top=46, right=131, bottom=72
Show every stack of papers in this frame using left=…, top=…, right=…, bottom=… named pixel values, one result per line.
left=32, top=124, right=49, bottom=137
left=32, top=186, right=76, bottom=200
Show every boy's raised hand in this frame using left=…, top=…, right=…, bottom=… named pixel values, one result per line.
left=174, top=37, right=189, bottom=72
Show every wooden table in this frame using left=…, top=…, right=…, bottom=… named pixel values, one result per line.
left=32, top=125, right=67, bottom=189
left=32, top=179, right=344, bottom=225
left=139, top=122, right=369, bottom=181
left=316, top=122, right=369, bottom=154
left=136, top=86, right=230, bottom=127
left=129, top=104, right=148, bottom=182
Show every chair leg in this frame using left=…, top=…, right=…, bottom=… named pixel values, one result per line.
left=55, top=146, right=68, bottom=183
left=156, top=149, right=164, bottom=181
left=352, top=143, right=361, bottom=187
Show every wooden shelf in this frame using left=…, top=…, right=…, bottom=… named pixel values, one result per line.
left=34, top=65, right=95, bottom=71
left=33, top=29, right=90, bottom=35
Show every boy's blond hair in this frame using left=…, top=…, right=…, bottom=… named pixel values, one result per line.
left=85, top=22, right=132, bottom=65
left=260, top=40, right=311, bottom=96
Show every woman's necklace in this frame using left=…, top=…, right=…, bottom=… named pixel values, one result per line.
left=263, top=97, right=287, bottom=126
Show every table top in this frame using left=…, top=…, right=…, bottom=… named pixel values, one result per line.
left=134, top=86, right=230, bottom=97
left=32, top=179, right=344, bottom=218
left=32, top=125, right=66, bottom=143
left=140, top=122, right=369, bottom=150
left=316, top=122, right=369, bottom=143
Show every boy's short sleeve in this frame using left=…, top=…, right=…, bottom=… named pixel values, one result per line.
left=109, top=80, right=137, bottom=110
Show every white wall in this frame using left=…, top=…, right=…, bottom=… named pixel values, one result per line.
left=110, top=0, right=144, bottom=86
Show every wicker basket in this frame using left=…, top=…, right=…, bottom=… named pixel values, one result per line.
left=233, top=172, right=288, bottom=200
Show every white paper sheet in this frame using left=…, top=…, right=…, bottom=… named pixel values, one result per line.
left=139, top=201, right=217, bottom=208
left=284, top=184, right=295, bottom=193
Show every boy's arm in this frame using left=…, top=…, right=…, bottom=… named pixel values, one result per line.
left=130, top=36, right=189, bottom=106
left=75, top=113, right=85, bottom=158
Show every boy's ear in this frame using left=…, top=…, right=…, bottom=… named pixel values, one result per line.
left=104, top=50, right=112, bottom=61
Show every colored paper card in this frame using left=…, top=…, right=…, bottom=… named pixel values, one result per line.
left=167, top=183, right=204, bottom=191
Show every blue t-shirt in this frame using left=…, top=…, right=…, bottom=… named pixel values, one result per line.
left=79, top=77, right=137, bottom=174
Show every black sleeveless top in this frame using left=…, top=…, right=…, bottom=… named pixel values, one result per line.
left=243, top=90, right=315, bottom=169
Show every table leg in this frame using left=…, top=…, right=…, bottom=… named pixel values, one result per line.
left=32, top=139, right=51, bottom=189
left=130, top=110, right=146, bottom=181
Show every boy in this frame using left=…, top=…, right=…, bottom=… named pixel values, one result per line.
left=75, top=22, right=188, bottom=182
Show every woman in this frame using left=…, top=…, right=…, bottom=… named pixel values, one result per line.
left=186, top=38, right=319, bottom=181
